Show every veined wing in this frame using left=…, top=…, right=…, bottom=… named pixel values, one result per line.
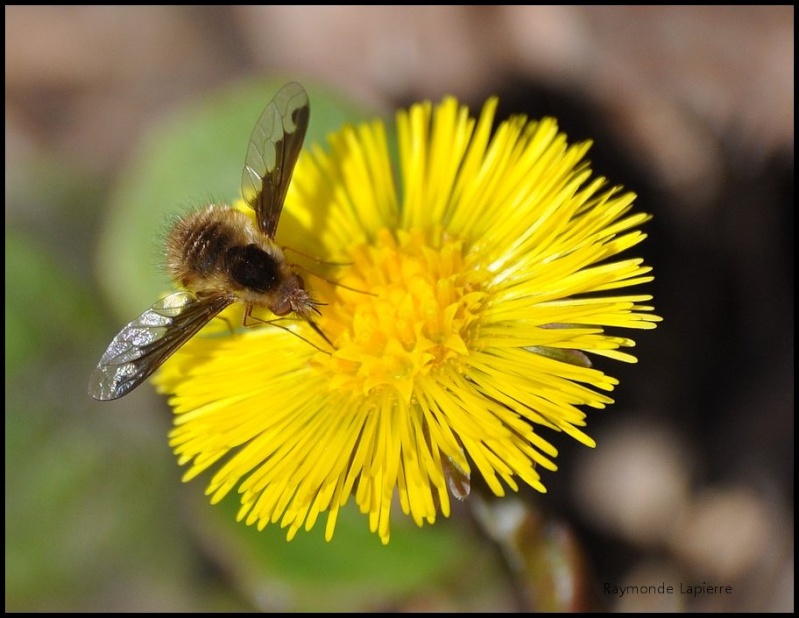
left=241, top=82, right=310, bottom=239
left=88, top=291, right=234, bottom=401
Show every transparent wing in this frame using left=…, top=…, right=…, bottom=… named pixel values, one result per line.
left=241, top=82, right=310, bottom=239
left=88, top=291, right=234, bottom=401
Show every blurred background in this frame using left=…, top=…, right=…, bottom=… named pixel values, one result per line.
left=5, top=6, right=793, bottom=612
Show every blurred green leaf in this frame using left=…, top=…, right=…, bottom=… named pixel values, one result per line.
left=5, top=231, right=100, bottom=374
left=194, top=494, right=482, bottom=612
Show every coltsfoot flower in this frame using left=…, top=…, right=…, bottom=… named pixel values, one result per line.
left=154, top=93, right=660, bottom=544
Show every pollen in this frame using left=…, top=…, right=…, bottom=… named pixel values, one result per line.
left=316, top=228, right=489, bottom=404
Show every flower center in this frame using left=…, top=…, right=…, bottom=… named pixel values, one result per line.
left=315, top=228, right=488, bottom=403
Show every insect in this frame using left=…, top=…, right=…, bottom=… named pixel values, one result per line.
left=89, top=82, right=320, bottom=401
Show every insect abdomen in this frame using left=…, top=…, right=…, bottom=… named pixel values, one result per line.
left=183, top=217, right=237, bottom=277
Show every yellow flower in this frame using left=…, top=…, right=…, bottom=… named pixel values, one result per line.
left=153, top=94, right=660, bottom=544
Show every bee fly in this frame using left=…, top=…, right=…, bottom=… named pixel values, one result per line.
left=89, top=82, right=322, bottom=401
